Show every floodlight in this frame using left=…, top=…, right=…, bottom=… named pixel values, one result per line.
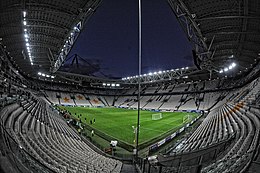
left=46, top=75, right=50, bottom=78
left=143, top=74, right=147, bottom=76
left=24, top=34, right=29, bottom=38
left=26, top=43, right=29, bottom=46
left=38, top=72, right=42, bottom=75
left=25, top=38, right=28, bottom=42
left=24, top=29, right=27, bottom=32
left=51, top=76, right=55, bottom=79
left=153, top=72, right=157, bottom=74
left=127, top=77, right=130, bottom=79
left=42, top=73, right=46, bottom=77
left=228, top=65, right=232, bottom=70
left=186, top=67, right=189, bottom=69
left=31, top=62, right=33, bottom=65
left=23, top=11, right=26, bottom=17
left=107, top=83, right=111, bottom=86
left=158, top=71, right=162, bottom=74
left=148, top=72, right=152, bottom=76
left=116, top=84, right=120, bottom=87
left=219, top=70, right=223, bottom=73
left=224, top=68, right=228, bottom=72
left=23, top=21, right=27, bottom=25
left=181, top=67, right=185, bottom=70
left=231, top=62, right=236, bottom=67
left=111, top=84, right=115, bottom=87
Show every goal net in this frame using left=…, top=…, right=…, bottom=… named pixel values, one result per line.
left=183, top=114, right=191, bottom=123
left=152, top=113, right=163, bottom=120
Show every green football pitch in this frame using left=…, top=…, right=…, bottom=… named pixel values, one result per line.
left=60, top=106, right=199, bottom=145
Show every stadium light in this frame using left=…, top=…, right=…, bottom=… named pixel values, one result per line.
left=148, top=72, right=152, bottom=76
left=219, top=69, right=223, bottom=73
left=23, top=11, right=26, bottom=17
left=111, top=84, right=115, bottom=87
left=24, top=34, right=29, bottom=38
left=26, top=43, right=29, bottom=46
left=23, top=21, right=27, bottom=25
left=24, top=29, right=27, bottom=32
left=224, top=68, right=228, bottom=72
left=46, top=75, right=50, bottom=78
left=25, top=38, right=28, bottom=42
left=107, top=83, right=111, bottom=86
left=42, top=73, right=46, bottom=77
left=38, top=72, right=42, bottom=75
left=116, top=84, right=120, bottom=87
left=51, top=76, right=55, bottom=79
left=158, top=71, right=162, bottom=74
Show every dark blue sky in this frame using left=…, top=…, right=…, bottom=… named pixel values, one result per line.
left=66, top=0, right=193, bottom=78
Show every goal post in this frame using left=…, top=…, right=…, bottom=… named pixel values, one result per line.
left=183, top=114, right=192, bottom=123
left=152, top=113, right=163, bottom=120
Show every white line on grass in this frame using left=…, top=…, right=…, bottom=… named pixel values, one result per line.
left=139, top=127, right=165, bottom=133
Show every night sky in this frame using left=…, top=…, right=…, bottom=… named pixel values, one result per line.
left=65, top=0, right=193, bottom=78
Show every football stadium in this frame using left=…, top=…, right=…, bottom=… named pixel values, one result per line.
left=0, top=0, right=260, bottom=173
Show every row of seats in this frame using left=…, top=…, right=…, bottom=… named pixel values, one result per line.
left=160, top=77, right=260, bottom=173
left=0, top=95, right=122, bottom=173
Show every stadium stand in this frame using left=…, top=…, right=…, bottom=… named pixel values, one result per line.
left=1, top=0, right=260, bottom=172
left=0, top=94, right=122, bottom=173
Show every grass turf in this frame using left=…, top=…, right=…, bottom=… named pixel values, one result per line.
left=60, top=106, right=199, bottom=145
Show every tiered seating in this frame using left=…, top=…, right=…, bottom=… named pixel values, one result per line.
left=60, top=92, right=75, bottom=106
left=0, top=96, right=122, bottom=173
left=45, top=91, right=60, bottom=105
left=74, top=94, right=89, bottom=106
left=161, top=77, right=260, bottom=173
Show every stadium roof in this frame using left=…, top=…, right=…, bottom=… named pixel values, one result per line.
left=169, top=0, right=260, bottom=71
left=0, top=0, right=259, bottom=81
